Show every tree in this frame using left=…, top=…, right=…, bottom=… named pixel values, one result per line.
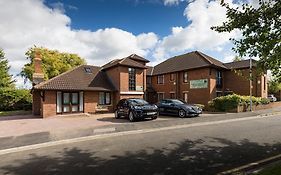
left=268, top=78, right=281, bottom=94
left=233, top=55, right=243, bottom=62
left=212, top=0, right=281, bottom=80
left=21, top=47, right=86, bottom=82
left=0, top=49, right=15, bottom=88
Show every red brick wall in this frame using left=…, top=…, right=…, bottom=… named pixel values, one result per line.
left=84, top=91, right=114, bottom=114
left=32, top=90, right=41, bottom=115
left=223, top=68, right=267, bottom=97
left=151, top=67, right=214, bottom=106
left=42, top=91, right=56, bottom=118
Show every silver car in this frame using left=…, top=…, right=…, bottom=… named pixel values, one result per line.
left=268, top=94, right=277, bottom=102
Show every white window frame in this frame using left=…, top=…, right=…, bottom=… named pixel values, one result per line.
left=157, top=75, right=164, bottom=84
left=157, top=92, right=165, bottom=101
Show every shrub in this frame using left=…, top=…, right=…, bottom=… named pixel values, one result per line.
left=194, top=104, right=205, bottom=110
left=0, top=88, right=32, bottom=111
left=208, top=94, right=270, bottom=112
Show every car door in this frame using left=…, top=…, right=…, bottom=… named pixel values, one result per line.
left=165, top=100, right=175, bottom=115
left=123, top=100, right=131, bottom=116
left=158, top=100, right=168, bottom=115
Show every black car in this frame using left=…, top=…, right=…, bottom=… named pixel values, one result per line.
left=157, top=99, right=202, bottom=118
left=115, top=98, right=158, bottom=122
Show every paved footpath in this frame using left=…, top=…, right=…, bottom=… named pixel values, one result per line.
left=0, top=107, right=280, bottom=150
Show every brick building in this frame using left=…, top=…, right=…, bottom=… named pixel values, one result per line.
left=32, top=51, right=267, bottom=118
left=32, top=54, right=148, bottom=118
left=146, top=51, right=267, bottom=106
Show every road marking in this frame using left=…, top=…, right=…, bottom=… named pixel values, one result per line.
left=0, top=114, right=279, bottom=155
left=218, top=153, right=281, bottom=174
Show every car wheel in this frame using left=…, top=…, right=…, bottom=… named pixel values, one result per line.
left=128, top=111, right=135, bottom=122
left=178, top=109, right=186, bottom=118
left=114, top=110, right=120, bottom=119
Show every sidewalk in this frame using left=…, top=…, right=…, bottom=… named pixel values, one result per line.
left=0, top=107, right=280, bottom=150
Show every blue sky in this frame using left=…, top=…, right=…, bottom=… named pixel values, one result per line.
left=45, top=0, right=189, bottom=37
left=0, top=0, right=243, bottom=87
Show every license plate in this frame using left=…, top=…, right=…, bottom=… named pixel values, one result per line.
left=146, top=112, right=156, bottom=115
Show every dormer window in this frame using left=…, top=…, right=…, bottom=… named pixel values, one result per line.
left=84, top=67, right=91, bottom=73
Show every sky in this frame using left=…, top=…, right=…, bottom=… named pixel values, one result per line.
left=0, top=0, right=256, bottom=88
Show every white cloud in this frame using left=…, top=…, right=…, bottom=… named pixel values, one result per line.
left=163, top=0, right=185, bottom=6
left=153, top=0, right=240, bottom=63
left=0, top=0, right=158, bottom=87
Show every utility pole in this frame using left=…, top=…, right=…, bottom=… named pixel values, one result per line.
left=250, top=57, right=253, bottom=112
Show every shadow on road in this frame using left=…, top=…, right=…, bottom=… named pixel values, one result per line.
left=1, top=138, right=281, bottom=175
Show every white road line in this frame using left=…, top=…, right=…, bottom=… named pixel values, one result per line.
left=0, top=114, right=278, bottom=155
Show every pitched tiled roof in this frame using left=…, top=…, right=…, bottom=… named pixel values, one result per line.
left=224, top=59, right=257, bottom=69
left=102, top=55, right=147, bottom=70
left=128, top=54, right=150, bottom=63
left=152, top=51, right=227, bottom=75
left=34, top=65, right=116, bottom=91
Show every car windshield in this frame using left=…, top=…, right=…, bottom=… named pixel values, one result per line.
left=128, top=99, right=149, bottom=106
left=170, top=99, right=185, bottom=105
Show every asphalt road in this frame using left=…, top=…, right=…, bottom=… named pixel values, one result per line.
left=1, top=114, right=281, bottom=175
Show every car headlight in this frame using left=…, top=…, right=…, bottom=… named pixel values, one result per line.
left=153, top=105, right=158, bottom=109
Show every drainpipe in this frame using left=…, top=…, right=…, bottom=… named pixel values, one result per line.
left=250, top=57, right=253, bottom=112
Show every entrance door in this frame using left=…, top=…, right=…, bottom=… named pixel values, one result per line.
left=62, top=92, right=79, bottom=113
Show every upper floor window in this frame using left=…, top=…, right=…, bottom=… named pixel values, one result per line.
left=183, top=71, right=188, bottom=83
left=157, top=75, right=164, bottom=84
left=128, top=68, right=136, bottom=91
left=170, top=73, right=175, bottom=81
left=147, top=76, right=152, bottom=86
left=216, top=71, right=223, bottom=87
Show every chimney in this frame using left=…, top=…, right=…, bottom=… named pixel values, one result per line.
left=32, top=52, right=44, bottom=85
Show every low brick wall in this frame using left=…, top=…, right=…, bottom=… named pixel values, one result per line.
left=237, top=101, right=281, bottom=112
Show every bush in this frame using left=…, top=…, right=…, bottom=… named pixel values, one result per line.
left=0, top=88, right=32, bottom=111
left=208, top=94, right=270, bottom=112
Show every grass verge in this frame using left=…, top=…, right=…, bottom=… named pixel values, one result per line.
left=256, top=161, right=281, bottom=175
left=0, top=110, right=32, bottom=117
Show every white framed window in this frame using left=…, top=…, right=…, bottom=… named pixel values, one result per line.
left=56, top=91, right=62, bottom=113
left=183, top=71, right=188, bottom=83
left=157, top=92, right=165, bottom=101
left=157, top=75, right=164, bottom=84
left=183, top=92, right=188, bottom=103
left=79, top=91, right=84, bottom=112
left=99, top=92, right=111, bottom=105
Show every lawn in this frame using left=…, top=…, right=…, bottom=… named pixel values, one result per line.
left=0, top=110, right=32, bottom=117
left=256, top=161, right=281, bottom=175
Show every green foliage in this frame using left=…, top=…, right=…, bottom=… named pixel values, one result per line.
left=21, top=47, right=86, bottom=82
left=232, top=55, right=243, bottom=62
left=268, top=78, right=281, bottom=94
left=208, top=94, right=270, bottom=112
left=194, top=104, right=205, bottom=111
left=212, top=0, right=281, bottom=80
left=0, top=49, right=15, bottom=88
left=0, top=88, right=32, bottom=111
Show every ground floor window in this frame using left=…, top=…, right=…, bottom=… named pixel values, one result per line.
left=170, top=92, right=175, bottom=99
left=183, top=92, right=188, bottom=103
left=56, top=91, right=83, bottom=113
left=99, top=92, right=111, bottom=105
left=157, top=92, right=164, bottom=101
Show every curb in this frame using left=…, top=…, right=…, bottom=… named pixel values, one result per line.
left=218, top=154, right=281, bottom=175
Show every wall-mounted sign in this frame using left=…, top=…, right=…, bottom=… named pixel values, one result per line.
left=136, top=86, right=143, bottom=91
left=190, top=79, right=208, bottom=89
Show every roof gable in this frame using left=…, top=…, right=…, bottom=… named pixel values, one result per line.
left=102, top=55, right=147, bottom=70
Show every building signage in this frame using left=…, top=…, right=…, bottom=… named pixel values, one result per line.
left=190, top=79, right=208, bottom=89
left=136, top=86, right=143, bottom=91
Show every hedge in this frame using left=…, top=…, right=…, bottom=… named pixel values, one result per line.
left=208, top=94, right=270, bottom=112
left=0, top=88, right=32, bottom=111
